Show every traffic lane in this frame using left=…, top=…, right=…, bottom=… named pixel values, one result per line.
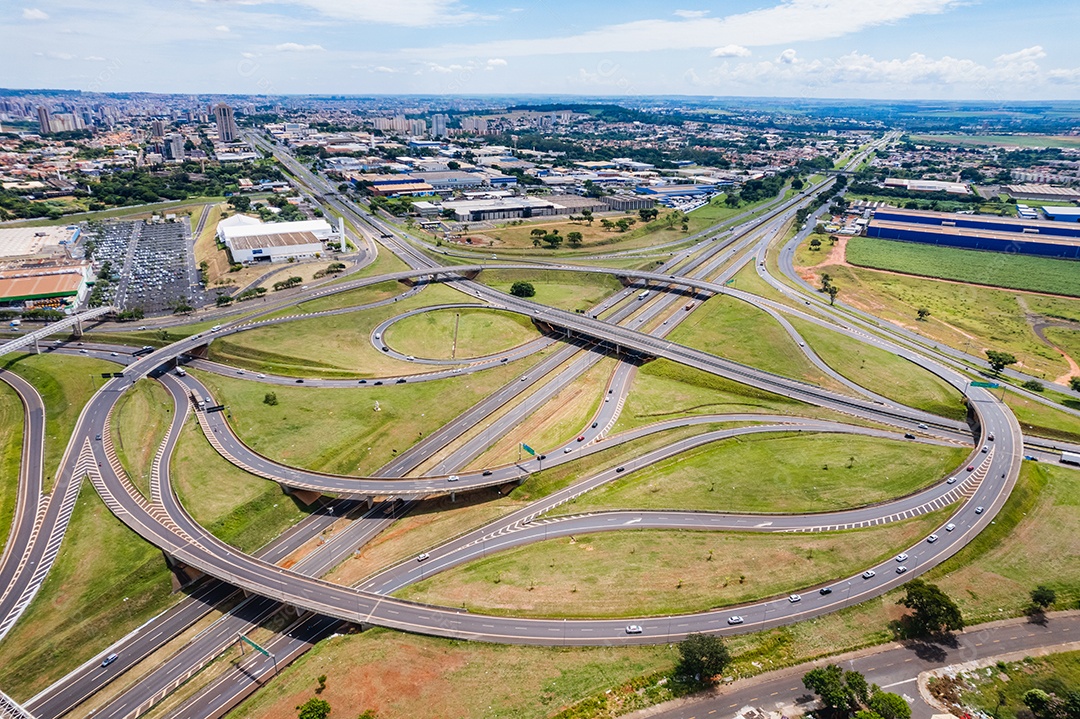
left=650, top=612, right=1080, bottom=719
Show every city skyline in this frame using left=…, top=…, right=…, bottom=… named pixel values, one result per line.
left=4, top=0, right=1080, bottom=99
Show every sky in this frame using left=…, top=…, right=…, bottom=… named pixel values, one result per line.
left=4, top=0, right=1080, bottom=100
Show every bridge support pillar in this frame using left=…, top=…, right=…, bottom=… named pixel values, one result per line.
left=367, top=496, right=374, bottom=509
left=450, top=491, right=456, bottom=503
left=73, top=317, right=83, bottom=339
left=33, top=337, right=40, bottom=355
left=162, top=551, right=204, bottom=591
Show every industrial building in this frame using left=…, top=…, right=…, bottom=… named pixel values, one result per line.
left=1004, top=184, right=1080, bottom=202
left=0, top=226, right=80, bottom=261
left=440, top=197, right=561, bottom=222
left=601, top=195, right=657, bottom=212
left=866, top=207, right=1080, bottom=259
left=0, top=263, right=91, bottom=308
left=883, top=178, right=970, bottom=195
left=217, top=217, right=333, bottom=263
left=1041, top=206, right=1080, bottom=223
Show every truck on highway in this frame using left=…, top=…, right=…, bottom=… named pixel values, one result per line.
left=9, top=319, right=20, bottom=328
left=1061, top=451, right=1080, bottom=466
left=638, top=290, right=650, bottom=301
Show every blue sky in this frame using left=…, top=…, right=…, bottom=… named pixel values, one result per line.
left=5, top=0, right=1080, bottom=99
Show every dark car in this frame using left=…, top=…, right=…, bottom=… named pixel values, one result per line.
left=591, top=422, right=598, bottom=429
left=396, top=379, right=406, bottom=384
left=101, top=653, right=118, bottom=668
left=903, top=433, right=916, bottom=439
left=374, top=381, right=383, bottom=386
left=359, top=379, right=367, bottom=384
left=482, top=470, right=493, bottom=476
left=615, top=466, right=625, bottom=473
left=819, top=587, right=833, bottom=595
left=295, top=379, right=304, bottom=383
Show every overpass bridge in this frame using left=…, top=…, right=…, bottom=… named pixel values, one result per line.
left=0, top=306, right=115, bottom=359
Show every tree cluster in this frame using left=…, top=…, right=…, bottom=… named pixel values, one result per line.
left=803, top=664, right=911, bottom=719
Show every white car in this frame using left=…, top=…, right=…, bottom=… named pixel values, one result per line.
left=927, top=534, right=939, bottom=543
left=727, top=616, right=744, bottom=625
left=416, top=553, right=430, bottom=562
left=945, top=523, right=956, bottom=532
left=625, top=625, right=643, bottom=634
left=896, top=566, right=908, bottom=574
left=862, top=570, right=876, bottom=579
left=895, top=553, right=908, bottom=562
left=788, top=594, right=802, bottom=603
left=447, top=475, right=459, bottom=482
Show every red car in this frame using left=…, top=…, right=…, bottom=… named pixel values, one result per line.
left=576, top=435, right=585, bottom=442
left=966, top=465, right=975, bottom=471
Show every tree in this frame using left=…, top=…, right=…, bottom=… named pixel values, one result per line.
left=600, top=219, right=614, bottom=231
left=581, top=209, right=594, bottom=225
left=1023, top=689, right=1054, bottom=719
left=530, top=227, right=546, bottom=239
left=542, top=232, right=563, bottom=249
left=532, top=236, right=541, bottom=247
left=638, top=208, right=659, bottom=222
left=985, top=350, right=1018, bottom=375
left=676, top=634, right=731, bottom=684
left=566, top=231, right=583, bottom=248
left=803, top=665, right=865, bottom=715
left=791, top=177, right=805, bottom=190
left=1023, top=379, right=1045, bottom=392
left=1031, top=585, right=1057, bottom=608
left=1070, top=377, right=1080, bottom=393
left=263, top=392, right=278, bottom=406
left=916, top=308, right=931, bottom=321
left=510, top=281, right=535, bottom=298
left=297, top=697, right=331, bottom=719
left=809, top=237, right=822, bottom=251
left=826, top=284, right=840, bottom=305
left=868, top=691, right=911, bottom=719
left=897, top=579, right=964, bottom=636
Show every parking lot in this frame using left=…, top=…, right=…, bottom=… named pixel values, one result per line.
left=84, top=218, right=205, bottom=315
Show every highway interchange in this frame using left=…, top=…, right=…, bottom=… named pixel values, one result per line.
left=0, top=133, right=1076, bottom=719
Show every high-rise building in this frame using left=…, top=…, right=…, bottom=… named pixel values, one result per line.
left=36, top=106, right=52, bottom=135
left=165, top=134, right=185, bottom=161
left=408, top=119, right=427, bottom=136
left=431, top=113, right=449, bottom=138
left=214, top=102, right=238, bottom=142
left=151, top=119, right=166, bottom=138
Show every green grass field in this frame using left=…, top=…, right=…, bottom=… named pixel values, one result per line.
left=668, top=295, right=849, bottom=391
left=1044, top=326, right=1080, bottom=378
left=110, top=379, right=173, bottom=498
left=802, top=263, right=1080, bottom=378
left=846, top=236, right=1080, bottom=297
left=2, top=353, right=120, bottom=492
left=207, top=282, right=481, bottom=378
left=0, top=485, right=175, bottom=700
left=0, top=380, right=23, bottom=556
left=171, top=414, right=311, bottom=552
left=479, top=269, right=625, bottom=313
left=789, top=318, right=968, bottom=419
left=397, top=509, right=947, bottom=618
left=910, top=134, right=1080, bottom=149
left=1004, top=391, right=1080, bottom=444
left=261, top=280, right=405, bottom=318
left=193, top=352, right=546, bottom=476
left=387, top=308, right=540, bottom=360
left=562, top=432, right=967, bottom=515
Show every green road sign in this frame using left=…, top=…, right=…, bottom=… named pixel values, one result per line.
left=521, top=443, right=536, bottom=456
left=239, top=634, right=270, bottom=657
left=970, top=381, right=999, bottom=388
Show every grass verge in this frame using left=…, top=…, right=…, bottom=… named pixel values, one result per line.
left=110, top=379, right=173, bottom=498
left=0, top=379, right=23, bottom=555
left=387, top=307, right=540, bottom=360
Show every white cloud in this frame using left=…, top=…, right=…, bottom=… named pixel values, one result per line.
left=374, top=65, right=398, bottom=73
left=485, top=57, right=507, bottom=70
left=674, top=9, right=709, bottom=19
left=21, top=7, right=49, bottom=20
left=711, top=44, right=751, bottom=58
left=216, top=0, right=484, bottom=27
left=34, top=50, right=75, bottom=60
left=691, top=46, right=1080, bottom=91
left=241, top=51, right=257, bottom=58
left=421, top=0, right=962, bottom=58
left=84, top=55, right=106, bottom=61
left=214, top=24, right=231, bottom=32
left=274, top=42, right=324, bottom=52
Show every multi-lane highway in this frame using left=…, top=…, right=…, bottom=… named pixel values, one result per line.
left=0, top=130, right=1049, bottom=719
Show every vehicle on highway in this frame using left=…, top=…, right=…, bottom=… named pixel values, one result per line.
left=382, top=346, right=389, bottom=352
left=981, top=445, right=989, bottom=453
left=95, top=434, right=101, bottom=441
left=482, top=470, right=492, bottom=477
left=576, top=435, right=585, bottom=442
left=416, top=553, right=430, bottom=562
left=396, top=379, right=406, bottom=384
left=945, top=523, right=956, bottom=531
left=903, top=433, right=915, bottom=439
left=210, top=325, right=222, bottom=332
left=862, top=570, right=876, bottom=579
left=625, top=625, right=643, bottom=634
left=819, top=587, right=833, bottom=595
left=236, top=369, right=244, bottom=374
left=974, top=506, right=984, bottom=514
left=988, top=433, right=995, bottom=441
left=896, top=566, right=908, bottom=574
left=638, top=290, right=650, bottom=301
left=966, top=465, right=975, bottom=471
left=927, top=534, right=939, bottom=543
left=616, top=466, right=625, bottom=473
left=110, top=351, right=118, bottom=357
left=101, top=653, right=118, bottom=668
left=374, top=333, right=381, bottom=340
left=727, top=616, right=744, bottom=625
left=295, top=379, right=304, bottom=383
left=895, top=553, right=908, bottom=562
left=175, top=367, right=186, bottom=376
left=1024, top=455, right=1039, bottom=461
left=917, top=423, right=928, bottom=429
left=79, top=348, right=87, bottom=353
left=447, top=475, right=459, bottom=482
left=788, top=594, right=801, bottom=603
left=563, top=447, right=573, bottom=453
left=257, top=373, right=265, bottom=378
left=947, top=476, right=957, bottom=484
left=521, top=376, right=529, bottom=382
left=406, top=356, right=415, bottom=361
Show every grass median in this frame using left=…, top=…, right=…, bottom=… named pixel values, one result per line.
left=561, top=431, right=968, bottom=515
left=192, top=350, right=548, bottom=477
left=0, top=379, right=23, bottom=555
left=387, top=307, right=540, bottom=360
left=110, top=378, right=173, bottom=498
left=395, top=508, right=949, bottom=618
left=479, top=269, right=624, bottom=313
left=2, top=353, right=121, bottom=493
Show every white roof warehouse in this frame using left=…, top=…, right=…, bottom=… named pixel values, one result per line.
left=217, top=218, right=333, bottom=263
